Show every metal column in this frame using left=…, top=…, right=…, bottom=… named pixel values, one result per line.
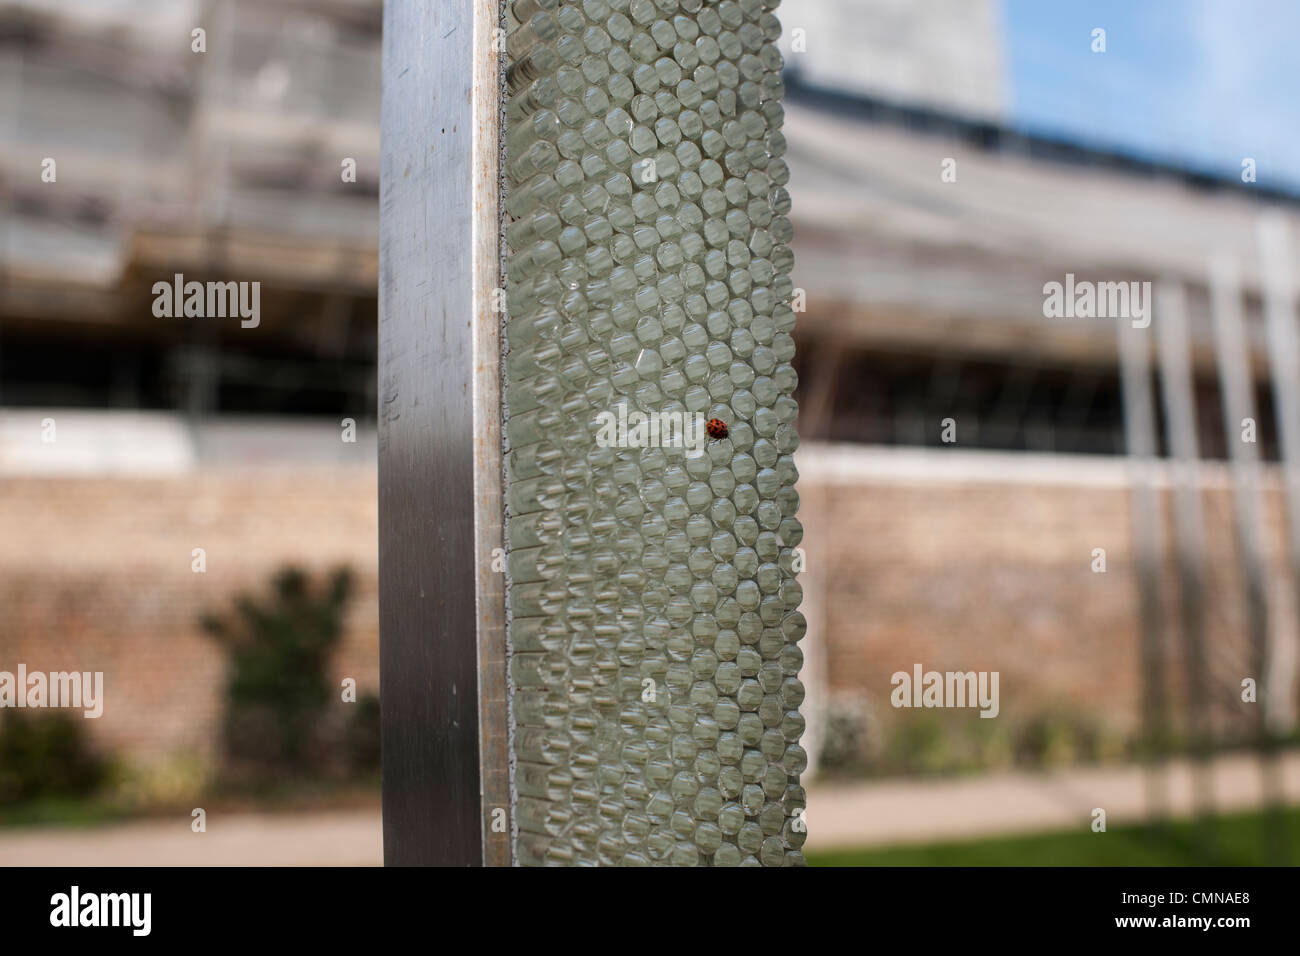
left=1116, top=309, right=1170, bottom=820
left=378, top=0, right=510, bottom=866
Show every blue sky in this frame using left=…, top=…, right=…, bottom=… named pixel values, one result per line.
left=1003, top=0, right=1300, bottom=193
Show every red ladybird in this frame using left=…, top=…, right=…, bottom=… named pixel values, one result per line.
left=705, top=418, right=729, bottom=440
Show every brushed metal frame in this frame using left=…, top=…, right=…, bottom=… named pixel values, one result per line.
left=378, top=0, right=509, bottom=866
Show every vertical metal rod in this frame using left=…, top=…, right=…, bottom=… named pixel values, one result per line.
left=1153, top=280, right=1213, bottom=827
left=1116, top=312, right=1169, bottom=822
left=378, top=0, right=509, bottom=866
left=1209, top=255, right=1273, bottom=734
left=1255, top=214, right=1300, bottom=858
left=1258, top=215, right=1300, bottom=729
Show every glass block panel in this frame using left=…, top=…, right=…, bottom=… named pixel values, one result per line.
left=504, top=0, right=805, bottom=866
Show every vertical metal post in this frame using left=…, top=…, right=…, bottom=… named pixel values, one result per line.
left=1209, top=255, right=1273, bottom=729
left=378, top=0, right=509, bottom=866
left=1258, top=214, right=1300, bottom=732
left=1152, top=280, right=1212, bottom=824
left=1255, top=214, right=1300, bottom=859
left=1116, top=311, right=1170, bottom=821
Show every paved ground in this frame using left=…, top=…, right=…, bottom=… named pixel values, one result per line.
left=0, top=809, right=383, bottom=867
left=1, top=751, right=1295, bottom=865
left=804, top=750, right=1300, bottom=850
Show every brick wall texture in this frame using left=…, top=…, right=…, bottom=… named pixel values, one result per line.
left=1, top=452, right=1294, bottom=765
left=798, top=455, right=1298, bottom=758
left=0, top=467, right=379, bottom=763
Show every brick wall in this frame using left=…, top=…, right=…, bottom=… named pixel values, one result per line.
left=0, top=467, right=378, bottom=763
left=798, top=446, right=1299, bottom=767
left=2, top=446, right=1295, bottom=768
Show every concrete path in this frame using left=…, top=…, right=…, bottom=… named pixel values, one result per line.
left=804, top=750, right=1300, bottom=850
left=1, top=751, right=1295, bottom=864
left=0, top=808, right=383, bottom=867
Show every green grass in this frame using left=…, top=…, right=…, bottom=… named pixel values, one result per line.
left=0, top=776, right=382, bottom=830
left=808, top=806, right=1300, bottom=866
left=0, top=797, right=136, bottom=829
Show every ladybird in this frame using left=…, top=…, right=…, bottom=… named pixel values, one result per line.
left=706, top=418, right=729, bottom=440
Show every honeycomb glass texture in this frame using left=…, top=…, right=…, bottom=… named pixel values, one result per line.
left=504, top=0, right=806, bottom=866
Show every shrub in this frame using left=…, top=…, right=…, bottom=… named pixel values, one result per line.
left=201, top=566, right=354, bottom=778
left=346, top=692, right=382, bottom=773
left=0, top=712, right=107, bottom=805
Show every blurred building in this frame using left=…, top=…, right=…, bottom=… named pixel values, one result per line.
left=2, top=0, right=1298, bottom=776
left=0, top=0, right=383, bottom=764
left=0, top=0, right=379, bottom=416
